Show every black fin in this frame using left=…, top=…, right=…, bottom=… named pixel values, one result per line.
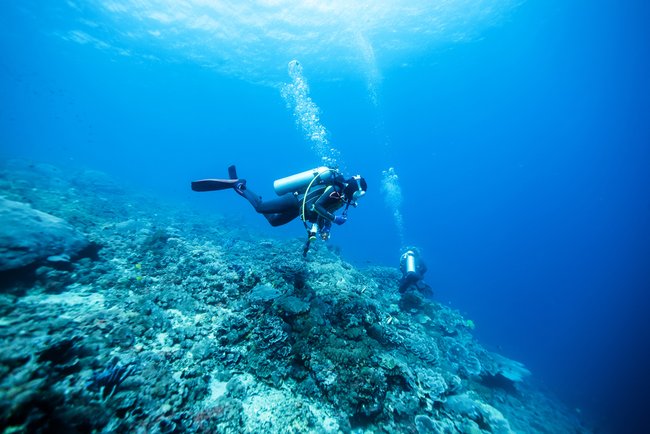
left=191, top=179, right=239, bottom=192
left=228, top=165, right=238, bottom=180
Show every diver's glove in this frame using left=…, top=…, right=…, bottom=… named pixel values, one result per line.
left=333, top=215, right=347, bottom=225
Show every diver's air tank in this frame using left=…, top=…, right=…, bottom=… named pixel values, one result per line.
left=273, top=166, right=333, bottom=196
left=403, top=251, right=417, bottom=276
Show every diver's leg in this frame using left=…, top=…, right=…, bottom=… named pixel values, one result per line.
left=256, top=195, right=300, bottom=226
left=263, top=208, right=301, bottom=226
left=238, top=187, right=263, bottom=209
left=255, top=194, right=299, bottom=214
left=238, top=188, right=300, bottom=226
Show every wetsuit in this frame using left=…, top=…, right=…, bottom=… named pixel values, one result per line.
left=239, top=178, right=346, bottom=227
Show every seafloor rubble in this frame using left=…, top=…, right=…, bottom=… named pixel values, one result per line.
left=0, top=160, right=589, bottom=433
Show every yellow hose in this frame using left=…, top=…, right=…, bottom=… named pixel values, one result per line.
left=301, top=168, right=334, bottom=226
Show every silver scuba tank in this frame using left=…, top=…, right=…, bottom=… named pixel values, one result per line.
left=273, top=166, right=334, bottom=196
left=403, top=251, right=417, bottom=276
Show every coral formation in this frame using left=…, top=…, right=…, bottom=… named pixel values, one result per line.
left=0, top=197, right=89, bottom=272
left=0, top=160, right=590, bottom=433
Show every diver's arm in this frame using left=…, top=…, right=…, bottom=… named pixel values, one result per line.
left=313, top=186, right=337, bottom=222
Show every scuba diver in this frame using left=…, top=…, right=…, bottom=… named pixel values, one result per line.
left=399, top=247, right=433, bottom=296
left=398, top=247, right=434, bottom=313
left=191, top=165, right=367, bottom=256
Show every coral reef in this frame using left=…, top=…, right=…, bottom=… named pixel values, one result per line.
left=0, top=160, right=590, bottom=433
left=0, top=197, right=89, bottom=272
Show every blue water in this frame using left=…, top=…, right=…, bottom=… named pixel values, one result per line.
left=2, top=0, right=649, bottom=431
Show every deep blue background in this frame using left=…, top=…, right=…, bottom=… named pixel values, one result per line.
left=1, top=1, right=649, bottom=431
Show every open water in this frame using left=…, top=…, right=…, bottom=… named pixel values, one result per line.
left=1, top=1, right=649, bottom=431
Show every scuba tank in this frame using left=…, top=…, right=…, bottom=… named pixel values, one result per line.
left=402, top=250, right=417, bottom=277
left=273, top=166, right=335, bottom=196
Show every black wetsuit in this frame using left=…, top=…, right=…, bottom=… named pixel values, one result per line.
left=240, top=179, right=346, bottom=227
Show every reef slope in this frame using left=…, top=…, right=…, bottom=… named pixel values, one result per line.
left=0, top=160, right=588, bottom=433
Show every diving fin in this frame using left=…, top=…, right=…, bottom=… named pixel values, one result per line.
left=191, top=178, right=240, bottom=192
left=192, top=164, right=243, bottom=192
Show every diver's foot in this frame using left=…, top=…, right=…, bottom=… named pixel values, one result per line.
left=234, top=180, right=247, bottom=196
